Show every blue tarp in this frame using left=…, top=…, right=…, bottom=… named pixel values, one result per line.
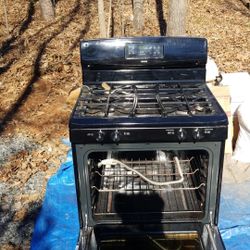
left=219, top=182, right=250, bottom=249
left=31, top=150, right=79, bottom=250
left=31, top=148, right=250, bottom=250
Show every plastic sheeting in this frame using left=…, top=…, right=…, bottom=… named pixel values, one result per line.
left=31, top=148, right=250, bottom=250
left=219, top=182, right=250, bottom=249
left=31, top=150, right=79, bottom=250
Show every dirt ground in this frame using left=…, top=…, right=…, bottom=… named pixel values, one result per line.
left=0, top=0, right=249, bottom=249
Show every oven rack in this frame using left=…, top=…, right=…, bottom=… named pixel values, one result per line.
left=91, top=157, right=206, bottom=193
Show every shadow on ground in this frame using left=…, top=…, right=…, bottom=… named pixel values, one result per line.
left=0, top=200, right=41, bottom=248
left=0, top=0, right=91, bottom=134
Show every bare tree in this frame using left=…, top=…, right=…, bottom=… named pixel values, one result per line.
left=133, top=0, right=144, bottom=32
left=40, top=0, right=55, bottom=21
left=106, top=0, right=112, bottom=37
left=1, top=0, right=10, bottom=34
left=167, top=0, right=187, bottom=36
left=98, top=0, right=107, bottom=37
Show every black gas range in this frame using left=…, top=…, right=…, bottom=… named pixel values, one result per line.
left=70, top=37, right=227, bottom=144
left=69, top=37, right=228, bottom=250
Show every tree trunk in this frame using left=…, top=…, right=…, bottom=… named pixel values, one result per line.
left=133, top=0, right=144, bottom=32
left=167, top=0, right=187, bottom=36
left=98, top=0, right=107, bottom=38
left=2, top=0, right=10, bottom=34
left=106, top=0, right=112, bottom=37
left=40, top=0, right=55, bottom=22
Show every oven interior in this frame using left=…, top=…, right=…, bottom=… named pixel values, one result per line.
left=87, top=149, right=208, bottom=223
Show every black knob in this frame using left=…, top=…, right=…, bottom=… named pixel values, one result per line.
left=111, top=130, right=120, bottom=143
left=193, top=128, right=201, bottom=140
left=177, top=128, right=186, bottom=141
left=96, top=130, right=105, bottom=142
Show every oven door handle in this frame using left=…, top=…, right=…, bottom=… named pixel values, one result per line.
left=97, top=156, right=184, bottom=186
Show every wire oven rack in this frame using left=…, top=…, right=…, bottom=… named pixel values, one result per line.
left=91, top=157, right=205, bottom=193
left=90, top=156, right=206, bottom=215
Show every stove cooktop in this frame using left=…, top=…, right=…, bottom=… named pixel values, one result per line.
left=70, top=83, right=227, bottom=128
left=69, top=83, right=228, bottom=143
left=69, top=82, right=228, bottom=146
left=73, top=83, right=218, bottom=118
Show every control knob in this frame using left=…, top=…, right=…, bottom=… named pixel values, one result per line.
left=96, top=130, right=105, bottom=142
left=111, top=130, right=120, bottom=143
left=177, top=128, right=186, bottom=141
left=192, top=128, right=202, bottom=141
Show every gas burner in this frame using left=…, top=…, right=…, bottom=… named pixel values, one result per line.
left=74, top=83, right=215, bottom=118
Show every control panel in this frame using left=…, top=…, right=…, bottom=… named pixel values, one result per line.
left=70, top=127, right=227, bottom=144
left=125, top=43, right=164, bottom=59
left=81, top=37, right=207, bottom=68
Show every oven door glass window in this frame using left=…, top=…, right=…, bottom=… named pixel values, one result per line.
left=87, top=150, right=208, bottom=223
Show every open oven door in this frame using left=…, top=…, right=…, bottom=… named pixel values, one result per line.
left=75, top=148, right=225, bottom=249
left=76, top=223, right=225, bottom=250
left=201, top=224, right=225, bottom=250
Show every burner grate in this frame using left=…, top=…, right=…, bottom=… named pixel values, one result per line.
left=75, top=83, right=215, bottom=118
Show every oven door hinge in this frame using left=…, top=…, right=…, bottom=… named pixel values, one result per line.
left=209, top=210, right=216, bottom=237
left=209, top=210, right=214, bottom=228
left=84, top=213, right=88, bottom=231
left=83, top=213, right=94, bottom=237
left=202, top=212, right=225, bottom=249
left=81, top=213, right=96, bottom=250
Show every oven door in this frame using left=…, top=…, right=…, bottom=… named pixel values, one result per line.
left=76, top=223, right=225, bottom=250
left=74, top=142, right=225, bottom=249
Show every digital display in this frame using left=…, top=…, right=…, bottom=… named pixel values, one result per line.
left=125, top=43, right=164, bottom=59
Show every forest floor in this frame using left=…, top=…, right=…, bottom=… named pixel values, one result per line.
left=0, top=0, right=249, bottom=249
